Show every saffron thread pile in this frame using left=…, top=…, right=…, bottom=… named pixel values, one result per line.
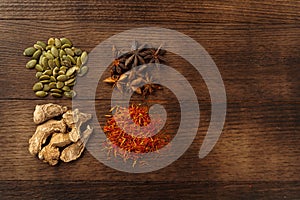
left=103, top=104, right=171, bottom=166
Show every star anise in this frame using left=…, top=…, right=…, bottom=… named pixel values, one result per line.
left=143, top=44, right=166, bottom=64
left=103, top=74, right=127, bottom=93
left=109, top=46, right=127, bottom=76
left=125, top=41, right=147, bottom=68
left=142, top=84, right=162, bottom=96
left=104, top=42, right=165, bottom=97
left=124, top=68, right=162, bottom=96
left=140, top=71, right=162, bottom=96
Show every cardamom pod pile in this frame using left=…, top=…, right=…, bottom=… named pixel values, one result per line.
left=23, top=38, right=89, bottom=98
left=103, top=41, right=166, bottom=96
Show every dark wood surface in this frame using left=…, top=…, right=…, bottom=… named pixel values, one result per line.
left=0, top=0, right=299, bottom=199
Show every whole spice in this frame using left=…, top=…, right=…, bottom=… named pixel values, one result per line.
left=28, top=103, right=93, bottom=166
left=33, top=103, right=67, bottom=124
left=104, top=41, right=166, bottom=97
left=143, top=44, right=166, bottom=64
left=103, top=104, right=171, bottom=166
left=104, top=64, right=162, bottom=96
left=63, top=109, right=92, bottom=142
left=23, top=38, right=89, bottom=98
left=124, top=41, right=147, bottom=68
left=109, top=45, right=127, bottom=76
left=60, top=125, right=93, bottom=163
left=29, top=119, right=67, bottom=155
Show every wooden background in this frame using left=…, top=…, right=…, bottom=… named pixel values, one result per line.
left=0, top=0, right=299, bottom=199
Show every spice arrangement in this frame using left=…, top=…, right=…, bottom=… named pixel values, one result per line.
left=103, top=41, right=166, bottom=96
left=23, top=38, right=171, bottom=168
left=28, top=103, right=93, bottom=166
left=23, top=38, right=89, bottom=98
left=101, top=41, right=172, bottom=167
left=103, top=104, right=171, bottom=166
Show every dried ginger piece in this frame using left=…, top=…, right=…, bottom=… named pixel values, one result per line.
left=29, top=119, right=66, bottom=156
left=38, top=132, right=72, bottom=166
left=62, top=109, right=92, bottom=142
left=33, top=103, right=67, bottom=124
left=60, top=125, right=93, bottom=162
left=49, top=132, right=72, bottom=147
left=38, top=145, right=60, bottom=166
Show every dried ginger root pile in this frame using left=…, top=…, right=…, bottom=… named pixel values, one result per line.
left=28, top=103, right=93, bottom=166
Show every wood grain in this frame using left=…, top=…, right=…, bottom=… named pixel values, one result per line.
left=0, top=0, right=299, bottom=199
left=0, top=21, right=299, bottom=102
left=0, top=100, right=299, bottom=182
left=0, top=0, right=299, bottom=24
left=1, top=181, right=300, bottom=200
